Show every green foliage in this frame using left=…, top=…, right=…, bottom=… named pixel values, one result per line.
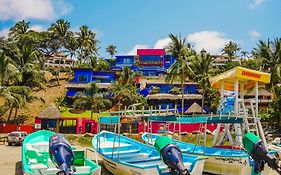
left=222, top=41, right=241, bottom=59
left=165, top=33, right=195, bottom=114
left=149, top=86, right=160, bottom=94
left=170, top=87, right=181, bottom=95
left=106, top=45, right=117, bottom=58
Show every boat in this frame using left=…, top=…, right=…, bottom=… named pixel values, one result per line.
left=142, top=132, right=279, bottom=175
left=92, top=130, right=206, bottom=175
left=22, top=130, right=101, bottom=175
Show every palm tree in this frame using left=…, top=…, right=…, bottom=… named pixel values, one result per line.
left=1, top=86, right=37, bottom=122
left=118, top=66, right=137, bottom=86
left=165, top=33, right=195, bottom=115
left=64, top=32, right=78, bottom=61
left=240, top=51, right=249, bottom=59
left=190, top=50, right=214, bottom=113
left=76, top=25, right=99, bottom=65
left=73, top=82, right=112, bottom=119
left=253, top=38, right=281, bottom=94
left=9, top=20, right=30, bottom=37
left=0, top=52, right=22, bottom=86
left=48, top=19, right=71, bottom=84
left=222, top=41, right=241, bottom=60
left=106, top=45, right=117, bottom=58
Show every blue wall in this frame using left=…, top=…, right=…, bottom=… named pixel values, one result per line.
left=164, top=55, right=176, bottom=68
left=146, top=84, right=198, bottom=94
left=92, top=71, right=115, bottom=83
left=115, top=55, right=135, bottom=67
left=74, top=69, right=93, bottom=83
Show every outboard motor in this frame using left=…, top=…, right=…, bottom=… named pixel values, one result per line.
left=154, top=136, right=190, bottom=175
left=243, top=132, right=281, bottom=174
left=49, top=134, right=75, bottom=175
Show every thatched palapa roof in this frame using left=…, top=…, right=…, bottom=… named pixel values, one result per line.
left=65, top=83, right=112, bottom=89
left=37, top=104, right=61, bottom=119
left=185, top=102, right=206, bottom=114
left=146, top=93, right=202, bottom=100
left=245, top=88, right=272, bottom=97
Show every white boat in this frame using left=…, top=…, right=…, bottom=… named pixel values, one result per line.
left=142, top=132, right=278, bottom=175
left=92, top=131, right=206, bottom=175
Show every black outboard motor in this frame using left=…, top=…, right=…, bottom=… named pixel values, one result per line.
left=49, top=134, right=75, bottom=175
left=243, top=132, right=281, bottom=174
left=154, top=136, right=190, bottom=175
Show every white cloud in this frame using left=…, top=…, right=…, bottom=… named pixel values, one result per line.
left=249, top=30, right=261, bottom=40
left=0, top=28, right=9, bottom=37
left=249, top=0, right=265, bottom=9
left=0, top=0, right=72, bottom=21
left=154, top=37, right=171, bottom=49
left=186, top=31, right=231, bottom=54
left=30, top=25, right=45, bottom=32
left=127, top=44, right=149, bottom=55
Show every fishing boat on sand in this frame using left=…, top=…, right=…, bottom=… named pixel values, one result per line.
left=92, top=130, right=206, bottom=175
left=142, top=132, right=259, bottom=175
left=22, top=130, right=101, bottom=175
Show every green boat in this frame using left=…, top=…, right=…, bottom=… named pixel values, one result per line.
left=22, top=130, right=101, bottom=175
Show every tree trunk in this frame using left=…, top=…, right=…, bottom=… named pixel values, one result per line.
left=0, top=107, right=11, bottom=118
left=7, top=107, right=13, bottom=123
left=57, top=58, right=61, bottom=85
left=201, top=88, right=206, bottom=113
left=181, top=73, right=184, bottom=115
left=14, top=108, right=18, bottom=124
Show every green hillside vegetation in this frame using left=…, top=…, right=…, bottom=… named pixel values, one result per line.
left=0, top=20, right=280, bottom=132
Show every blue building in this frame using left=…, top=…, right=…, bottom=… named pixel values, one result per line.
left=111, top=49, right=176, bottom=76
left=66, top=68, right=116, bottom=97
left=139, top=81, right=202, bottom=112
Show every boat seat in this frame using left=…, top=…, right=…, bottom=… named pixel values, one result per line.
left=98, top=141, right=132, bottom=148
left=39, top=168, right=59, bottom=175
left=30, top=163, right=48, bottom=171
left=126, top=156, right=161, bottom=163
left=103, top=149, right=140, bottom=156
left=75, top=166, right=91, bottom=173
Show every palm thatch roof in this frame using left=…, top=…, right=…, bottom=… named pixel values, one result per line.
left=65, top=83, right=112, bottom=89
left=37, top=104, right=61, bottom=119
left=146, top=93, right=202, bottom=100
left=185, top=102, right=206, bottom=114
left=245, top=88, right=272, bottom=97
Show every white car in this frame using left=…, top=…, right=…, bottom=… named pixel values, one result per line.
left=7, top=131, right=27, bottom=146
left=272, top=137, right=281, bottom=146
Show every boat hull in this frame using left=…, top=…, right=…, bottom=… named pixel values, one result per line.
left=141, top=133, right=278, bottom=175
left=92, top=131, right=206, bottom=175
left=98, top=151, right=205, bottom=175
left=22, top=130, right=101, bottom=175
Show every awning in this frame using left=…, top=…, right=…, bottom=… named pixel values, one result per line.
left=209, top=66, right=271, bottom=91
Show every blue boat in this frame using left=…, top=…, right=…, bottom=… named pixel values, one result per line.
left=142, top=132, right=278, bottom=175
left=92, top=131, right=206, bottom=175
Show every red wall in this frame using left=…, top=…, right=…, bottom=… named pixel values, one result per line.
left=138, top=122, right=218, bottom=133
left=0, top=124, right=34, bottom=133
left=137, top=49, right=165, bottom=56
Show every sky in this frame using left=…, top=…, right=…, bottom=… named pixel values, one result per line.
left=0, top=0, right=281, bottom=58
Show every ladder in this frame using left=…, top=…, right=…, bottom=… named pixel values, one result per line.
left=240, top=99, right=259, bottom=136
left=193, top=122, right=207, bottom=153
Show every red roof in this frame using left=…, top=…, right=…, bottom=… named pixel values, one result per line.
left=137, top=49, right=165, bottom=56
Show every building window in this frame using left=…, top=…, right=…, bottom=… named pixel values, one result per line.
left=78, top=75, right=88, bottom=82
